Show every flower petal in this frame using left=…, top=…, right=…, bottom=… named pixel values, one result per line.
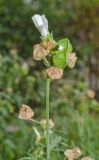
left=32, top=14, right=49, bottom=36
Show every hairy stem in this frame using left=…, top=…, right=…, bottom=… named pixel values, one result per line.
left=46, top=78, right=50, bottom=160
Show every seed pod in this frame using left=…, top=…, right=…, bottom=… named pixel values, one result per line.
left=46, top=67, right=63, bottom=80
left=18, top=104, right=34, bottom=120
left=42, top=39, right=56, bottom=50
left=68, top=52, right=77, bottom=68
left=49, top=119, right=55, bottom=128
left=64, top=147, right=81, bottom=160
left=81, top=157, right=94, bottom=160
left=86, top=89, right=95, bottom=99
left=40, top=119, right=55, bottom=129
left=33, top=43, right=49, bottom=60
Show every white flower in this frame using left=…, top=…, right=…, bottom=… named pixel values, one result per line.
left=58, top=45, right=64, bottom=51
left=32, top=14, right=49, bottom=37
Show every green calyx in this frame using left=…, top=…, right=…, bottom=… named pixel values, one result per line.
left=52, top=50, right=67, bottom=69
left=40, top=37, right=73, bottom=69
left=51, top=38, right=73, bottom=69
left=41, top=33, right=54, bottom=42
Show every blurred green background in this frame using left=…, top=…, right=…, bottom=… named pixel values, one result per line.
left=0, top=0, right=99, bottom=159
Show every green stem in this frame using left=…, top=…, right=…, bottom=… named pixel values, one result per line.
left=43, top=57, right=50, bottom=67
left=46, top=78, right=50, bottom=160
left=30, top=118, right=40, bottom=124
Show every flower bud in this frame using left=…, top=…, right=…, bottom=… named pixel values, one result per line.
left=32, top=14, right=49, bottom=37
left=64, top=147, right=81, bottom=160
left=18, top=104, right=34, bottom=120
left=40, top=119, right=55, bottom=129
left=42, top=39, right=56, bottom=50
left=33, top=43, right=49, bottom=60
left=46, top=67, right=63, bottom=80
left=81, top=157, right=94, bottom=160
left=68, top=52, right=77, bottom=68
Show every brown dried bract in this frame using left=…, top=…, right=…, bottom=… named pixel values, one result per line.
left=64, top=147, right=81, bottom=160
left=18, top=104, right=34, bottom=120
left=46, top=67, right=63, bottom=80
left=33, top=43, right=49, bottom=60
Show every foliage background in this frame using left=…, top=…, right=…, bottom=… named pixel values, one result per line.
left=0, top=0, right=99, bottom=159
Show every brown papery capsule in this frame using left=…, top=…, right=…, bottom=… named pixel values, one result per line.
left=64, top=147, right=81, bottom=160
left=81, top=157, right=94, bottom=160
left=46, top=67, right=63, bottom=80
left=68, top=52, right=77, bottom=68
left=33, top=43, right=49, bottom=60
left=86, top=89, right=95, bottom=99
left=18, top=104, right=34, bottom=120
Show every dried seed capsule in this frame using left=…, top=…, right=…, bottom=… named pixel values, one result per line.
left=18, top=104, right=34, bottom=120
left=46, top=67, right=63, bottom=80
left=33, top=43, right=49, bottom=60
left=86, top=89, right=95, bottom=99
left=68, top=52, right=77, bottom=68
left=81, top=157, right=94, bottom=160
left=40, top=119, right=55, bottom=129
left=48, top=119, right=55, bottom=128
left=64, top=147, right=81, bottom=160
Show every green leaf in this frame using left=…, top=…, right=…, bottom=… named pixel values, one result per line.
left=50, top=135, right=62, bottom=150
